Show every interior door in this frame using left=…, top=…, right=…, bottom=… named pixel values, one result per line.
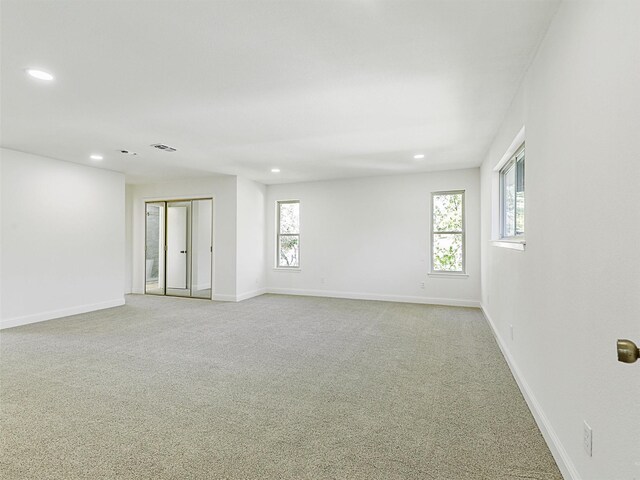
left=166, top=204, right=189, bottom=290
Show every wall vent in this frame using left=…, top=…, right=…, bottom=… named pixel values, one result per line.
left=151, top=143, right=177, bottom=152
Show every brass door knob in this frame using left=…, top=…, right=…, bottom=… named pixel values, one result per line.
left=617, top=339, right=639, bottom=364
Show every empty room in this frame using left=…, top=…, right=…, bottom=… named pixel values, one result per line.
left=1, top=1, right=638, bottom=479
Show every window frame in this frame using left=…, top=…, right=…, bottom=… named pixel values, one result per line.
left=276, top=200, right=300, bottom=269
left=430, top=190, right=466, bottom=275
left=499, top=143, right=525, bottom=240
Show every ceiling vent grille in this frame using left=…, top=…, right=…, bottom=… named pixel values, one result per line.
left=151, top=143, right=176, bottom=152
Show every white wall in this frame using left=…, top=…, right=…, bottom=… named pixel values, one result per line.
left=266, top=169, right=480, bottom=306
left=0, top=148, right=3, bottom=321
left=480, top=2, right=640, bottom=479
left=124, top=184, right=133, bottom=294
left=236, top=177, right=267, bottom=300
left=128, top=176, right=238, bottom=300
left=0, top=148, right=125, bottom=328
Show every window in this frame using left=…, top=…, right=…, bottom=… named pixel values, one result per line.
left=500, top=144, right=525, bottom=239
left=276, top=200, right=300, bottom=268
left=431, top=191, right=465, bottom=273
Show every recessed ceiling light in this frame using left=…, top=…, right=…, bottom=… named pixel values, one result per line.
left=25, top=68, right=54, bottom=81
left=413, top=154, right=425, bottom=159
left=271, top=168, right=281, bottom=173
left=90, top=154, right=103, bottom=161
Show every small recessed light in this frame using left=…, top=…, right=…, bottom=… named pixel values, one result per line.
left=271, top=168, right=281, bottom=173
left=413, top=154, right=425, bottom=159
left=25, top=68, right=54, bottom=81
left=90, top=154, right=103, bottom=161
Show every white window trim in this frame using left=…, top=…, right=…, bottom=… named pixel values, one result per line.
left=275, top=200, right=300, bottom=269
left=490, top=240, right=525, bottom=251
left=430, top=190, right=466, bottom=275
left=491, top=126, right=526, bottom=250
left=428, top=272, right=469, bottom=278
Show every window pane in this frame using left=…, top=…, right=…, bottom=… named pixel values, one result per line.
left=279, top=235, right=299, bottom=267
left=515, top=157, right=525, bottom=235
left=503, top=163, right=516, bottom=237
left=433, top=234, right=463, bottom=272
left=433, top=193, right=463, bottom=232
left=279, top=202, right=299, bottom=234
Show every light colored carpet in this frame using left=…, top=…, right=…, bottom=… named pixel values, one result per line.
left=0, top=294, right=561, bottom=479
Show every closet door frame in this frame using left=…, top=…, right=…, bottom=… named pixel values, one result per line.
left=144, top=197, right=213, bottom=300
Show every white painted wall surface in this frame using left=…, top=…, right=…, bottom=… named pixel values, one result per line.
left=124, top=184, right=133, bottom=294
left=236, top=177, right=267, bottom=300
left=0, top=149, right=3, bottom=321
left=266, top=169, right=480, bottom=306
left=480, top=2, right=640, bottom=479
left=128, top=176, right=237, bottom=300
left=0, top=148, right=125, bottom=328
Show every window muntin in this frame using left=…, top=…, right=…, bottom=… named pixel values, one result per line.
left=431, top=191, right=465, bottom=273
left=500, top=145, right=525, bottom=239
left=276, top=200, right=300, bottom=268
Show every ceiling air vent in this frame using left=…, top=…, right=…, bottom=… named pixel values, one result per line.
left=151, top=143, right=177, bottom=152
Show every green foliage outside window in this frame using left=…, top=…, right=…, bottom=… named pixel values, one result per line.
left=278, top=201, right=300, bottom=267
left=432, top=193, right=464, bottom=272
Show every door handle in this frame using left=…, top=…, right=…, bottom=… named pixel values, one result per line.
left=617, top=339, right=639, bottom=364
left=180, top=250, right=187, bottom=254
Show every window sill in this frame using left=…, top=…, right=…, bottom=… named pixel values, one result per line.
left=491, top=240, right=526, bottom=251
left=428, top=272, right=469, bottom=278
left=273, top=267, right=302, bottom=272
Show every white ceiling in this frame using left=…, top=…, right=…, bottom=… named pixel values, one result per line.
left=1, top=0, right=559, bottom=184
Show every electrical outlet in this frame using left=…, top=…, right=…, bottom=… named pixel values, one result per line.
left=583, top=421, right=593, bottom=457
left=419, top=281, right=425, bottom=289
left=510, top=324, right=514, bottom=341
left=320, top=277, right=325, bottom=285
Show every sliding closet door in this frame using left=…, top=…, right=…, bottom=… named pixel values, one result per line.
left=191, top=199, right=212, bottom=299
left=145, top=202, right=165, bottom=295
left=166, top=201, right=191, bottom=297
left=145, top=198, right=212, bottom=299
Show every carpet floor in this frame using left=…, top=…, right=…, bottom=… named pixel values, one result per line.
left=0, top=294, right=561, bottom=479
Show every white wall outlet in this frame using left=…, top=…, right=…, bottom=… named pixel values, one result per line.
left=419, top=281, right=425, bottom=289
left=510, top=324, right=514, bottom=341
left=320, top=277, right=325, bottom=285
left=583, top=421, right=593, bottom=457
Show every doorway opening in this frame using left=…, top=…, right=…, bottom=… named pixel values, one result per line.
left=145, top=198, right=213, bottom=299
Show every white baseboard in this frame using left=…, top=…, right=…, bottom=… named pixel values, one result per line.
left=266, top=287, right=480, bottom=308
left=1, top=298, right=126, bottom=330
left=212, top=293, right=236, bottom=302
left=236, top=288, right=267, bottom=302
left=481, top=304, right=579, bottom=480
left=212, top=289, right=267, bottom=302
